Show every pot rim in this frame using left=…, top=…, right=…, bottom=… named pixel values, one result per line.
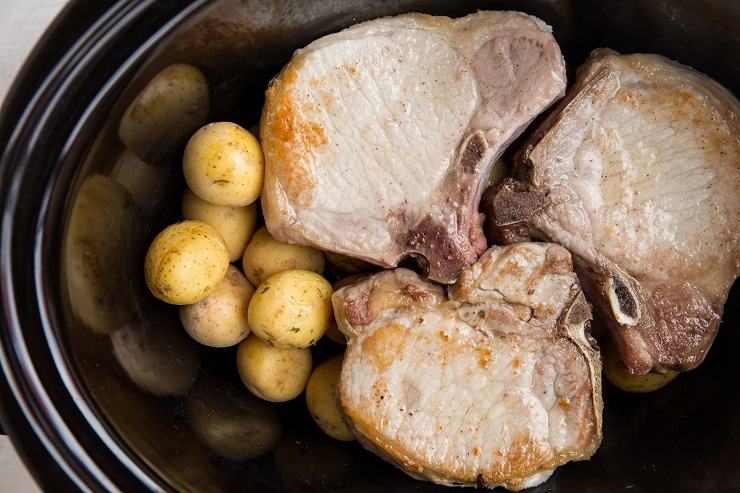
left=0, top=0, right=208, bottom=490
left=1, top=1, right=738, bottom=492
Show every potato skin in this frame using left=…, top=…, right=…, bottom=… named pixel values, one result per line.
left=324, top=251, right=374, bottom=274
left=185, top=376, right=282, bottom=460
left=183, top=121, right=264, bottom=206
left=602, top=336, right=678, bottom=392
left=144, top=220, right=230, bottom=305
left=306, top=354, right=355, bottom=441
left=65, top=175, right=136, bottom=333
left=241, top=225, right=325, bottom=287
left=181, top=187, right=258, bottom=262
left=236, top=333, right=312, bottom=402
left=179, top=265, right=255, bottom=347
left=118, top=63, right=209, bottom=163
left=248, top=269, right=333, bottom=349
left=111, top=314, right=201, bottom=397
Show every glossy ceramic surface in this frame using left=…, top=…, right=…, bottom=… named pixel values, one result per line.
left=0, top=0, right=738, bottom=491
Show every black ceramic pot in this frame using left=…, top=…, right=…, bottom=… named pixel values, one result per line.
left=0, top=0, right=738, bottom=492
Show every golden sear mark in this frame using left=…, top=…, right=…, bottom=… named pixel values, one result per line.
left=478, top=348, right=492, bottom=369
left=618, top=85, right=737, bottom=162
left=361, top=323, right=408, bottom=374
left=558, top=397, right=571, bottom=410
left=264, top=65, right=328, bottom=207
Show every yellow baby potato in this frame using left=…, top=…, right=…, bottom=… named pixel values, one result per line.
left=323, top=317, right=347, bottom=346
left=118, top=63, right=209, bottom=163
left=179, top=265, right=255, bottom=347
left=110, top=312, right=201, bottom=397
left=248, top=269, right=333, bottom=349
left=241, top=225, right=325, bottom=287
left=602, top=336, right=679, bottom=393
left=486, top=158, right=510, bottom=188
left=236, top=333, right=312, bottom=403
left=183, top=121, right=264, bottom=206
left=181, top=187, right=258, bottom=262
left=185, top=376, right=282, bottom=460
left=65, top=174, right=136, bottom=334
left=144, top=220, right=229, bottom=305
left=305, top=354, right=355, bottom=441
left=324, top=251, right=374, bottom=274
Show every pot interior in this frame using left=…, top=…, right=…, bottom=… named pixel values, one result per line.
left=5, top=0, right=738, bottom=491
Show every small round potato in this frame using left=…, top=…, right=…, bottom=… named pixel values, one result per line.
left=248, top=269, right=333, bottom=349
left=185, top=375, right=282, bottom=460
left=118, top=63, right=209, bottom=163
left=179, top=265, right=255, bottom=347
left=305, top=354, right=354, bottom=441
left=323, top=251, right=374, bottom=274
left=181, top=187, right=258, bottom=262
left=486, top=158, right=510, bottom=188
left=236, top=333, right=313, bottom=402
left=111, top=312, right=202, bottom=397
left=602, top=336, right=679, bottom=392
left=65, top=175, right=136, bottom=334
left=144, top=220, right=230, bottom=305
left=241, top=225, right=325, bottom=287
left=183, top=121, right=264, bottom=206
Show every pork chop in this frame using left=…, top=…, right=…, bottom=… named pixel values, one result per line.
left=260, top=11, right=566, bottom=283
left=333, top=243, right=602, bottom=491
left=482, top=49, right=740, bottom=374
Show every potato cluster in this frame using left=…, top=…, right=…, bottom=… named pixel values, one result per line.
left=142, top=104, right=362, bottom=445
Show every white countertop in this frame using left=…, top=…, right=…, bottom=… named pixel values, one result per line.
left=0, top=0, right=68, bottom=102
left=0, top=0, right=69, bottom=491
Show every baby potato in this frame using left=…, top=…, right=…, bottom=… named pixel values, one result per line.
left=180, top=265, right=255, bottom=347
left=323, top=251, right=374, bottom=274
left=118, top=63, right=209, bottom=163
left=65, top=175, right=136, bottom=334
left=486, top=158, right=510, bottom=188
left=248, top=269, right=333, bottom=349
left=111, top=311, right=201, bottom=397
left=602, top=336, right=679, bottom=392
left=236, top=333, right=313, bottom=402
left=183, top=121, right=264, bottom=206
left=306, top=354, right=355, bottom=441
left=181, top=187, right=258, bottom=262
left=242, top=225, right=325, bottom=287
left=144, top=220, right=229, bottom=305
left=185, top=375, right=282, bottom=460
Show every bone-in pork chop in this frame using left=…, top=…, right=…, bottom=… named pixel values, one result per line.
left=260, top=11, right=566, bottom=283
left=483, top=49, right=740, bottom=374
left=333, top=243, right=602, bottom=491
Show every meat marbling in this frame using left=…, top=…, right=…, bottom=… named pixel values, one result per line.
left=333, top=242, right=602, bottom=491
left=260, top=11, right=566, bottom=283
left=483, top=49, right=740, bottom=374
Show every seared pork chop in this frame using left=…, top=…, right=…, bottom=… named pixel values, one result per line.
left=333, top=243, right=602, bottom=491
left=483, top=49, right=740, bottom=374
left=260, top=11, right=566, bottom=283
